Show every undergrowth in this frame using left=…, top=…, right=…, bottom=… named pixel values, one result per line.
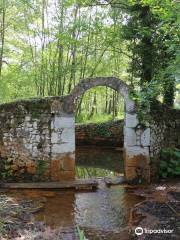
left=159, top=148, right=180, bottom=178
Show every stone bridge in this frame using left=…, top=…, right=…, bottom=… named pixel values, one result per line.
left=0, top=77, right=179, bottom=183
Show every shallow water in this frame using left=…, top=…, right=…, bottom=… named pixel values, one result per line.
left=76, top=146, right=124, bottom=178
left=3, top=146, right=143, bottom=240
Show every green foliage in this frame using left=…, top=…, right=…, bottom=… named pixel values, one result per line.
left=76, top=166, right=116, bottom=178
left=123, top=0, right=179, bottom=107
left=159, top=148, right=180, bottom=178
left=163, top=74, right=176, bottom=107
left=0, top=158, right=13, bottom=180
left=130, top=79, right=161, bottom=122
left=36, top=160, right=48, bottom=177
left=76, top=113, right=116, bottom=124
left=0, top=220, right=5, bottom=236
left=95, top=124, right=111, bottom=137
left=0, top=0, right=179, bottom=122
left=76, top=226, right=87, bottom=240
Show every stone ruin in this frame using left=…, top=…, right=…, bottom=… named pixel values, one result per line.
left=0, top=77, right=179, bottom=183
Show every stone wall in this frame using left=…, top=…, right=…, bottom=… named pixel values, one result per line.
left=1, top=77, right=166, bottom=184
left=123, top=113, right=150, bottom=182
left=0, top=96, right=75, bottom=182
left=75, top=120, right=124, bottom=147
left=1, top=76, right=146, bottom=183
left=149, top=102, right=180, bottom=177
left=0, top=82, right=179, bottom=184
left=67, top=77, right=151, bottom=182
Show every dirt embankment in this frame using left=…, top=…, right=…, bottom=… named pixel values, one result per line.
left=129, top=180, right=180, bottom=240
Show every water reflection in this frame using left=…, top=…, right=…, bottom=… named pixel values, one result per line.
left=2, top=147, right=144, bottom=240
left=76, top=146, right=124, bottom=178
left=35, top=191, right=75, bottom=228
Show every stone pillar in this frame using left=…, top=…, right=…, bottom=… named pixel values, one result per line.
left=50, top=115, right=75, bottom=181
left=124, top=112, right=150, bottom=183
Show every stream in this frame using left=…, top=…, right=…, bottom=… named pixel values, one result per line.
left=2, top=146, right=144, bottom=240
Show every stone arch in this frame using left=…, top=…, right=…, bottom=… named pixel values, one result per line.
left=0, top=77, right=150, bottom=183
left=65, top=77, right=150, bottom=183
left=64, top=77, right=136, bottom=114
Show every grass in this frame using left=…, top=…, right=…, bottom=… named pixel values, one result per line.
left=77, top=226, right=87, bottom=240
left=76, top=166, right=116, bottom=178
left=76, top=113, right=124, bottom=124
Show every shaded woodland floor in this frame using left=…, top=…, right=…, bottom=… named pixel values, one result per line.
left=130, top=180, right=180, bottom=240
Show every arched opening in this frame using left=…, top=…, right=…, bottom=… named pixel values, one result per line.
left=64, top=76, right=135, bottom=181
left=63, top=76, right=150, bottom=183
left=75, top=86, right=124, bottom=123
left=75, top=86, right=125, bottom=179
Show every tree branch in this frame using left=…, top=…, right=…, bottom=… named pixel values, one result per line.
left=79, top=0, right=129, bottom=9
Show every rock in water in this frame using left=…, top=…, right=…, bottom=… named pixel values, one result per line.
left=104, top=176, right=125, bottom=186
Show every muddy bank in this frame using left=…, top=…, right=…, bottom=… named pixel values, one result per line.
left=0, top=194, right=46, bottom=239
left=0, top=191, right=80, bottom=239
left=129, top=180, right=180, bottom=240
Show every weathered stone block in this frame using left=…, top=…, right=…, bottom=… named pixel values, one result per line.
left=61, top=154, right=75, bottom=171
left=124, top=158, right=150, bottom=182
left=125, top=146, right=149, bottom=158
left=125, top=166, right=150, bottom=181
left=124, top=166, right=137, bottom=180
left=140, top=128, right=150, bottom=146
left=51, top=142, right=75, bottom=154
left=124, top=127, right=137, bottom=146
left=124, top=146, right=150, bottom=182
left=26, top=162, right=36, bottom=174
left=51, top=116, right=74, bottom=129
left=51, top=132, right=61, bottom=144
left=50, top=158, right=75, bottom=181
left=58, top=170, right=75, bottom=181
left=125, top=113, right=138, bottom=128
left=125, top=98, right=136, bottom=114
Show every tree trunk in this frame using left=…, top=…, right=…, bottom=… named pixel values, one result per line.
left=0, top=0, right=6, bottom=77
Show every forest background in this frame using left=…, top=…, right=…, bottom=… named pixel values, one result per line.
left=0, top=0, right=179, bottom=123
